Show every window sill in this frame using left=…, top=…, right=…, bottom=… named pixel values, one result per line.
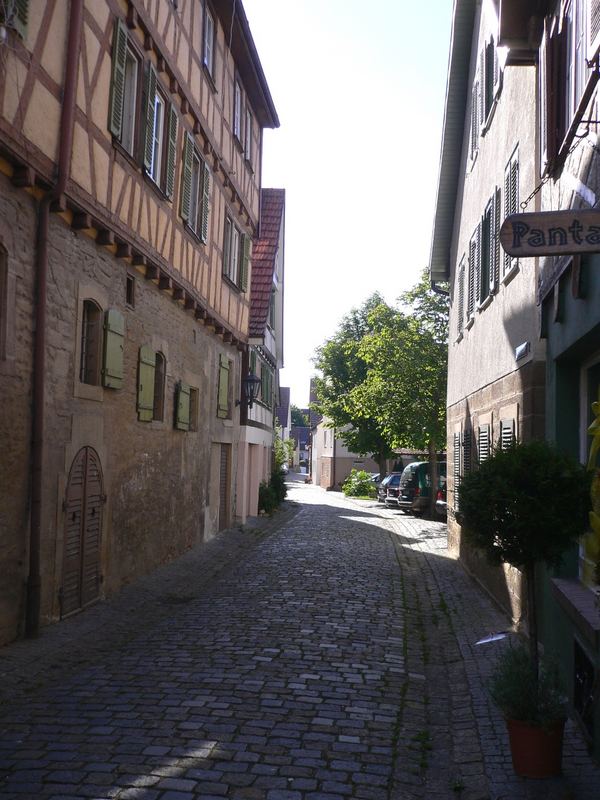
left=183, top=222, right=207, bottom=247
left=223, top=274, right=242, bottom=293
left=74, top=382, right=103, bottom=402
left=551, top=578, right=600, bottom=649
left=468, top=151, right=478, bottom=173
left=143, top=170, right=171, bottom=203
left=455, top=332, right=464, bottom=344
left=478, top=294, right=493, bottom=312
left=244, top=156, right=254, bottom=174
left=466, top=316, right=475, bottom=331
left=502, top=261, right=519, bottom=286
left=113, top=140, right=140, bottom=172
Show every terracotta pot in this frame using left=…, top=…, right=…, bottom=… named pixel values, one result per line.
left=506, top=717, right=565, bottom=778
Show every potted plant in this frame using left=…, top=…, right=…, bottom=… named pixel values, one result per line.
left=459, top=439, right=591, bottom=777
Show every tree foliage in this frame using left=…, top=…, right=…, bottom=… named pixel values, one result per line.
left=312, top=271, right=449, bottom=474
left=291, top=405, right=309, bottom=427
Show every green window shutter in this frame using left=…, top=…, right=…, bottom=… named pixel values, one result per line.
left=217, top=355, right=230, bottom=419
left=240, top=233, right=250, bottom=291
left=143, top=63, right=158, bottom=172
left=175, top=381, right=191, bottom=430
left=137, top=346, right=156, bottom=421
left=11, top=0, right=28, bottom=39
left=102, top=309, right=125, bottom=389
left=165, top=106, right=178, bottom=199
left=180, top=132, right=193, bottom=222
left=200, top=161, right=211, bottom=243
left=108, top=19, right=128, bottom=139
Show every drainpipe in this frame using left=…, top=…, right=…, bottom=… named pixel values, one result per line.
left=26, top=0, right=83, bottom=636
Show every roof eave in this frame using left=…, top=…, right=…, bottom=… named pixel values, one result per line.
left=428, top=0, right=477, bottom=283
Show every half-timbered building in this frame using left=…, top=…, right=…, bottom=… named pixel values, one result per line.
left=0, top=0, right=278, bottom=643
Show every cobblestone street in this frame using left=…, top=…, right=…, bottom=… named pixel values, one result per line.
left=1, top=480, right=599, bottom=800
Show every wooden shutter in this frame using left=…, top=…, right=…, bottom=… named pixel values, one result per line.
left=108, top=19, right=128, bottom=138
left=165, top=106, right=178, bottom=199
left=491, top=187, right=501, bottom=292
left=478, top=424, right=491, bottom=464
left=478, top=50, right=485, bottom=132
left=102, top=309, right=125, bottom=389
left=500, top=419, right=515, bottom=449
left=201, top=161, right=211, bottom=243
left=463, top=428, right=472, bottom=474
left=180, top=132, right=194, bottom=222
left=175, top=381, right=191, bottom=430
left=143, top=63, right=158, bottom=172
left=137, top=346, right=156, bottom=421
left=81, top=448, right=103, bottom=607
left=474, top=221, right=481, bottom=308
left=467, top=236, right=476, bottom=317
left=240, top=233, right=250, bottom=291
left=492, top=39, right=502, bottom=99
left=589, top=0, right=600, bottom=61
left=457, top=260, right=465, bottom=335
left=453, top=432, right=461, bottom=511
left=217, top=355, right=230, bottom=419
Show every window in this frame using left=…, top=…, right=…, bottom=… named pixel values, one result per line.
left=233, top=79, right=242, bottom=141
left=142, top=65, right=178, bottom=197
left=0, top=247, right=7, bottom=361
left=126, top=274, right=135, bottom=308
left=217, top=355, right=232, bottom=419
left=189, top=387, right=199, bottom=431
left=565, top=0, right=588, bottom=133
left=153, top=352, right=166, bottom=421
left=109, top=19, right=141, bottom=157
left=268, top=289, right=276, bottom=329
left=203, top=4, right=215, bottom=78
left=244, top=108, right=253, bottom=164
left=180, top=132, right=211, bottom=242
left=467, top=225, right=480, bottom=319
left=482, top=37, right=501, bottom=127
left=223, top=215, right=249, bottom=291
left=80, top=300, right=103, bottom=385
left=504, top=149, right=519, bottom=276
left=260, top=363, right=273, bottom=409
left=479, top=188, right=500, bottom=304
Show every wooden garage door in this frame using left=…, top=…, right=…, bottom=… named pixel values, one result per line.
left=62, top=447, right=104, bottom=617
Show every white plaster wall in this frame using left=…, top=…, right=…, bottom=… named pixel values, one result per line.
left=447, top=3, right=541, bottom=408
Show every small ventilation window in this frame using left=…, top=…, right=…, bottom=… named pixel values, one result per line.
left=126, top=274, right=135, bottom=308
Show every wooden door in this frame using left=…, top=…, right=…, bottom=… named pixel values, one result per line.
left=62, top=447, right=104, bottom=616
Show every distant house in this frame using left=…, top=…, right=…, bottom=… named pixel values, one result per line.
left=276, top=386, right=291, bottom=442
left=240, top=189, right=286, bottom=519
left=290, top=426, right=310, bottom=469
left=310, top=420, right=379, bottom=489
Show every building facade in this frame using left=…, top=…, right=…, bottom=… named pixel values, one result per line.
left=239, top=188, right=285, bottom=519
left=429, top=0, right=544, bottom=624
left=0, top=0, right=278, bottom=644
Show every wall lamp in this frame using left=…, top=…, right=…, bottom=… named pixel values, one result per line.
left=237, top=372, right=262, bottom=409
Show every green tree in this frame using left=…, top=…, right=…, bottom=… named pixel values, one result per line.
left=291, top=405, right=309, bottom=427
left=312, top=293, right=395, bottom=476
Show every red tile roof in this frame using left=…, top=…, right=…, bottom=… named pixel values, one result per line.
left=250, top=189, right=285, bottom=337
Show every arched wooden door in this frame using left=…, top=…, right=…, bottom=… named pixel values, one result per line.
left=61, top=447, right=104, bottom=616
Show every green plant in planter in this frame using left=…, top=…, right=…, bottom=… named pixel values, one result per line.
left=489, top=644, right=566, bottom=727
left=459, top=439, right=590, bottom=683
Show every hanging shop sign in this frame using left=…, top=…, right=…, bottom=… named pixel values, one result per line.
left=500, top=209, right=600, bottom=257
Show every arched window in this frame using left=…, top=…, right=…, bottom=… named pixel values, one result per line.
left=80, top=300, right=102, bottom=385
left=153, top=351, right=166, bottom=421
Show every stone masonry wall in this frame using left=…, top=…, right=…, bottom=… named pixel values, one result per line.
left=446, top=360, right=545, bottom=623
left=0, top=175, right=243, bottom=642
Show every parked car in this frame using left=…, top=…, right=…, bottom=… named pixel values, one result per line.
left=397, top=461, right=447, bottom=515
left=383, top=472, right=404, bottom=507
left=377, top=473, right=395, bottom=503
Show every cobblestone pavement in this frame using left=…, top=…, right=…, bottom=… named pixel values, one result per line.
left=1, top=481, right=599, bottom=800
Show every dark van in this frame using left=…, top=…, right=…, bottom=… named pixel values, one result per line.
left=397, top=461, right=447, bottom=515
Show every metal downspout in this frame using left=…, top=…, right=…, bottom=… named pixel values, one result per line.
left=26, top=0, right=83, bottom=636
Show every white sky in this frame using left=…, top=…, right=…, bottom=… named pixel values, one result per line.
left=243, top=0, right=454, bottom=407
